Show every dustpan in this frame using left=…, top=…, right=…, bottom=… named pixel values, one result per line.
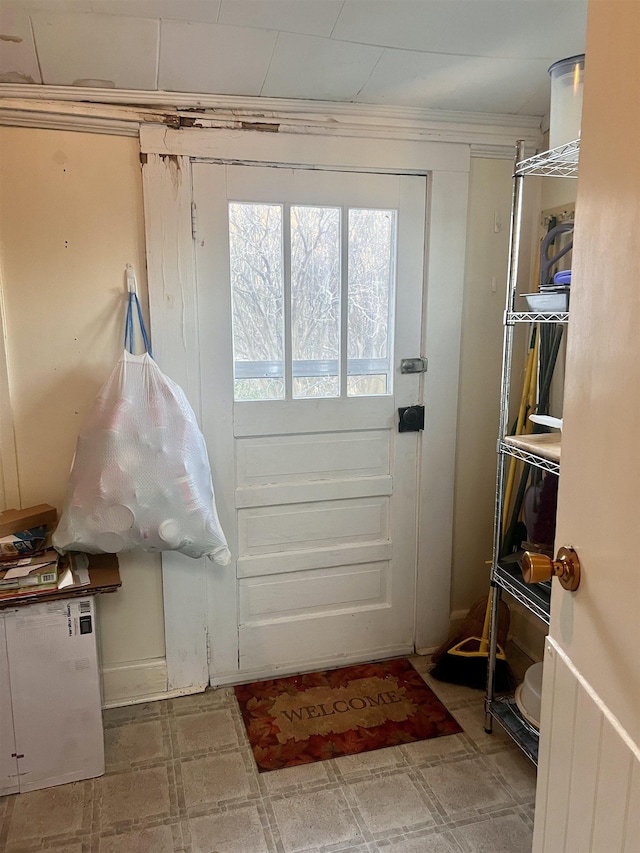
left=446, top=596, right=508, bottom=660
left=430, top=592, right=515, bottom=691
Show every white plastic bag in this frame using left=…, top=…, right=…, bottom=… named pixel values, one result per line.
left=54, top=339, right=230, bottom=564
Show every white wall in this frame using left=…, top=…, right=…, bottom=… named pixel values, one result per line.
left=452, top=158, right=510, bottom=611
left=0, top=127, right=166, bottom=705
left=453, top=156, right=538, bottom=614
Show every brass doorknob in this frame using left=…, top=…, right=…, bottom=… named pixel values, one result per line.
left=522, top=546, right=581, bottom=591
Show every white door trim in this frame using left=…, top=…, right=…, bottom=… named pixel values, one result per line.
left=141, top=126, right=470, bottom=690
left=141, top=151, right=209, bottom=693
left=415, top=167, right=469, bottom=651
left=140, top=125, right=469, bottom=174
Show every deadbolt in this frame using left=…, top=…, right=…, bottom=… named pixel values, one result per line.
left=400, top=357, right=428, bottom=374
left=398, top=406, right=425, bottom=432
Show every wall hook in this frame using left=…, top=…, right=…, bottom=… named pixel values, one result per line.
left=125, top=264, right=137, bottom=294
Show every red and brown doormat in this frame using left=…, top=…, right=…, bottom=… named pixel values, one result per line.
left=234, top=658, right=462, bottom=772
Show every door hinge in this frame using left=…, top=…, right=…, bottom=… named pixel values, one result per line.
left=191, top=202, right=198, bottom=241
left=205, top=629, right=211, bottom=665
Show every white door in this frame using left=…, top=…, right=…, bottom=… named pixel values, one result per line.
left=192, top=164, right=427, bottom=682
left=533, top=3, right=640, bottom=849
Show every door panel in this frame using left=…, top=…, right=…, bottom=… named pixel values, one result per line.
left=235, top=477, right=392, bottom=510
left=239, top=498, right=389, bottom=554
left=238, top=608, right=410, bottom=674
left=236, top=430, right=390, bottom=484
left=238, top=562, right=395, bottom=672
left=193, top=163, right=426, bottom=681
left=239, top=562, right=389, bottom=622
left=237, top=542, right=393, bottom=579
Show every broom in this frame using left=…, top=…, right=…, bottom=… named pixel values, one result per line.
left=430, top=592, right=515, bottom=692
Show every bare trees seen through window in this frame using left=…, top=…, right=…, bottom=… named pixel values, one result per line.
left=229, top=202, right=396, bottom=401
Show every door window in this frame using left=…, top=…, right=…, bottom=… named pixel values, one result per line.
left=229, top=201, right=397, bottom=401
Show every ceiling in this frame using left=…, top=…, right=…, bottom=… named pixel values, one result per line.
left=0, top=0, right=587, bottom=117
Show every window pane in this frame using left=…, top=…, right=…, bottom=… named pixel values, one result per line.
left=348, top=209, right=396, bottom=397
left=293, top=376, right=340, bottom=398
left=291, top=205, right=341, bottom=399
left=347, top=375, right=388, bottom=396
left=229, top=202, right=284, bottom=401
left=234, top=377, right=285, bottom=401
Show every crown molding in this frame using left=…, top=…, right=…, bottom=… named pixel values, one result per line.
left=0, top=84, right=543, bottom=128
left=0, top=107, right=144, bottom=137
left=0, top=95, right=175, bottom=138
left=0, top=85, right=543, bottom=156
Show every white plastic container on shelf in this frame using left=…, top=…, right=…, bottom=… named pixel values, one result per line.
left=548, top=54, right=585, bottom=149
left=515, top=661, right=544, bottom=730
left=520, top=291, right=569, bottom=312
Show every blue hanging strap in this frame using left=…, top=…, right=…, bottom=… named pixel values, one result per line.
left=124, top=267, right=153, bottom=357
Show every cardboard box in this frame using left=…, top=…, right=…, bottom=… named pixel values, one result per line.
left=0, top=525, right=49, bottom=559
left=0, top=505, right=57, bottom=538
left=0, top=549, right=59, bottom=592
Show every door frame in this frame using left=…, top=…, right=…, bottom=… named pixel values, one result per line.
left=140, top=124, right=471, bottom=692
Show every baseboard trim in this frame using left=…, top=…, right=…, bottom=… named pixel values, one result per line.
left=415, top=610, right=468, bottom=658
left=449, top=608, right=470, bottom=626
left=101, top=657, right=171, bottom=708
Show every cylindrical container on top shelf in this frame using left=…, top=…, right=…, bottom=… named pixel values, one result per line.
left=548, top=54, right=585, bottom=149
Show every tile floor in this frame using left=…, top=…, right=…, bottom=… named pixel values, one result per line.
left=0, top=656, right=537, bottom=853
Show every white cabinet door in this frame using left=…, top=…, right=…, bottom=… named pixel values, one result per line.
left=6, top=598, right=104, bottom=792
left=193, top=165, right=427, bottom=681
left=0, top=611, right=19, bottom=796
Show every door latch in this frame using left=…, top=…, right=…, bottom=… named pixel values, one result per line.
left=398, top=406, right=425, bottom=432
left=400, top=357, right=428, bottom=374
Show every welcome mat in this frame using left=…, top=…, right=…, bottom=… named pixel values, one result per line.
left=234, top=658, right=462, bottom=772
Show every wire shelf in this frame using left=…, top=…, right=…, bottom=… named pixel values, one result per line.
left=494, top=561, right=551, bottom=623
left=507, top=311, right=570, bottom=324
left=515, top=139, right=580, bottom=178
left=486, top=139, right=570, bottom=764
left=499, top=440, right=561, bottom=475
left=487, top=697, right=539, bottom=764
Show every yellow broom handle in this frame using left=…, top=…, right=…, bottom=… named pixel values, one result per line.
left=503, top=240, right=542, bottom=529
left=478, top=593, right=492, bottom=656
left=502, top=339, right=536, bottom=529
